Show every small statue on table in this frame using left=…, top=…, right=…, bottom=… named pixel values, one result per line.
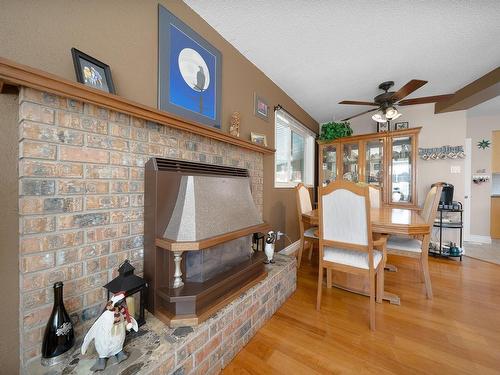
left=229, top=111, right=240, bottom=137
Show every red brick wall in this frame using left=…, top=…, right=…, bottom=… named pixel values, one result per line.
left=18, top=87, right=264, bottom=363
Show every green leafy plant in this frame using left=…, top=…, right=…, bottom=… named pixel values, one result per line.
left=319, top=121, right=353, bottom=141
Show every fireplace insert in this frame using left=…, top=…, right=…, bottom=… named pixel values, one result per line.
left=144, top=158, right=269, bottom=327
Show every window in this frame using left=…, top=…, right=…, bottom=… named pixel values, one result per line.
left=275, top=109, right=315, bottom=187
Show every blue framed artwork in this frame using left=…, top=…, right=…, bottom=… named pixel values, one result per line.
left=158, top=5, right=222, bottom=129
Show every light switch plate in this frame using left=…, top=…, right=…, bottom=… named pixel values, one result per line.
left=451, top=166, right=461, bottom=174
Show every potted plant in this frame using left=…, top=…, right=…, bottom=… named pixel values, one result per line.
left=319, top=121, right=353, bottom=142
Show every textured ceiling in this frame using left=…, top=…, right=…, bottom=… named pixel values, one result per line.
left=183, top=0, right=500, bottom=123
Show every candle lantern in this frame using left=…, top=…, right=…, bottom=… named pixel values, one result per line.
left=252, top=232, right=265, bottom=252
left=104, top=260, right=147, bottom=326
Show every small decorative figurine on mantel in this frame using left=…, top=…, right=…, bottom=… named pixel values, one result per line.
left=229, top=111, right=240, bottom=137
left=81, top=292, right=138, bottom=371
left=264, top=231, right=277, bottom=264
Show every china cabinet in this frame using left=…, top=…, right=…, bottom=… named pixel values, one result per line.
left=318, top=127, right=420, bottom=207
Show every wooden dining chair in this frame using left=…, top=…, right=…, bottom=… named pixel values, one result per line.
left=295, top=183, right=318, bottom=268
left=386, top=183, right=443, bottom=299
left=316, top=181, right=386, bottom=330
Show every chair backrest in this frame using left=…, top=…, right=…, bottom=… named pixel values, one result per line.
left=295, top=183, right=313, bottom=238
left=319, top=181, right=372, bottom=252
left=368, top=185, right=381, bottom=209
left=421, top=183, right=443, bottom=225
left=296, top=183, right=312, bottom=215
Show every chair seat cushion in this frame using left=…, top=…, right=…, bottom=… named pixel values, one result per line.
left=387, top=236, right=422, bottom=253
left=304, top=226, right=318, bottom=239
left=323, top=247, right=382, bottom=269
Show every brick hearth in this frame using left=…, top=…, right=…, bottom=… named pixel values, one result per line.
left=27, top=255, right=296, bottom=375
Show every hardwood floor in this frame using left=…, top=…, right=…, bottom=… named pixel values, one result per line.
left=222, top=254, right=500, bottom=374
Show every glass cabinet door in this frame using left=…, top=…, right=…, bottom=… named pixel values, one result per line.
left=322, top=144, right=337, bottom=186
left=390, top=136, right=413, bottom=204
left=365, top=138, right=384, bottom=187
left=342, top=142, right=359, bottom=183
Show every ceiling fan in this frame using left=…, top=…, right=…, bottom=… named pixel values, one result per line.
left=339, top=80, right=453, bottom=122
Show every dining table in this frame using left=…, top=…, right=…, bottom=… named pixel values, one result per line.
left=302, top=206, right=430, bottom=305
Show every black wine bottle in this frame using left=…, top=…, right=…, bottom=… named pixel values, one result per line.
left=41, top=281, right=75, bottom=366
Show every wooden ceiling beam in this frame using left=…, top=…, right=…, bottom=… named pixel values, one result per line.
left=434, top=67, right=500, bottom=114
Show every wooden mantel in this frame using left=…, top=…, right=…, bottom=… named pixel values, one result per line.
left=0, top=57, right=275, bottom=154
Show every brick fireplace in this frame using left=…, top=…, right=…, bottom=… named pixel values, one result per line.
left=17, top=86, right=266, bottom=364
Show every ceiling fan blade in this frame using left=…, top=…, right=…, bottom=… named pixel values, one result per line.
left=397, top=94, right=454, bottom=106
left=341, top=108, right=379, bottom=121
left=390, top=80, right=428, bottom=102
left=339, top=100, right=378, bottom=106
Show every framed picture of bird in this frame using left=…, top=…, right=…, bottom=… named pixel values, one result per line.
left=158, top=5, right=222, bottom=129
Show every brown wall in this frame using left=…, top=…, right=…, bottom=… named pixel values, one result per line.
left=0, top=1, right=318, bottom=369
left=0, top=93, right=20, bottom=374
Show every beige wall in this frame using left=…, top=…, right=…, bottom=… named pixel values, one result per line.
left=466, top=113, right=500, bottom=237
left=0, top=94, right=20, bottom=374
left=0, top=0, right=319, bottom=249
left=349, top=104, right=467, bottom=206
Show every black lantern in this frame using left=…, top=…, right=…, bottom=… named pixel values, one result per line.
left=104, top=260, right=147, bottom=326
left=252, top=232, right=265, bottom=252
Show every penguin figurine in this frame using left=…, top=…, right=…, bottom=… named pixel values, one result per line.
left=264, top=231, right=277, bottom=264
left=81, top=292, right=138, bottom=371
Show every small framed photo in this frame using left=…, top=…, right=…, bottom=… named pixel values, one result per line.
left=254, top=93, right=269, bottom=121
left=71, top=48, right=115, bottom=94
left=377, top=122, right=389, bottom=132
left=394, top=121, right=409, bottom=130
left=251, top=132, right=268, bottom=147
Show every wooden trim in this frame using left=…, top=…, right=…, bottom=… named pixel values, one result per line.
left=434, top=67, right=500, bottom=114
left=155, top=222, right=270, bottom=251
left=317, top=127, right=421, bottom=144
left=0, top=79, right=19, bottom=95
left=491, top=197, right=500, bottom=239
left=0, top=57, right=275, bottom=154
left=492, top=130, right=500, bottom=174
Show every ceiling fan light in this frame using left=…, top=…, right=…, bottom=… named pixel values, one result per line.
left=385, top=107, right=398, bottom=119
left=391, top=112, right=402, bottom=120
left=372, top=111, right=387, bottom=123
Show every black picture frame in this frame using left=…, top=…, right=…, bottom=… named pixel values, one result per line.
left=394, top=121, right=409, bottom=130
left=377, top=122, right=389, bottom=132
left=71, top=48, right=115, bottom=94
left=158, top=5, right=222, bottom=129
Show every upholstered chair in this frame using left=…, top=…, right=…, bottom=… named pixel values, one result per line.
left=316, top=181, right=386, bottom=330
left=295, top=183, right=318, bottom=268
left=386, top=183, right=443, bottom=299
